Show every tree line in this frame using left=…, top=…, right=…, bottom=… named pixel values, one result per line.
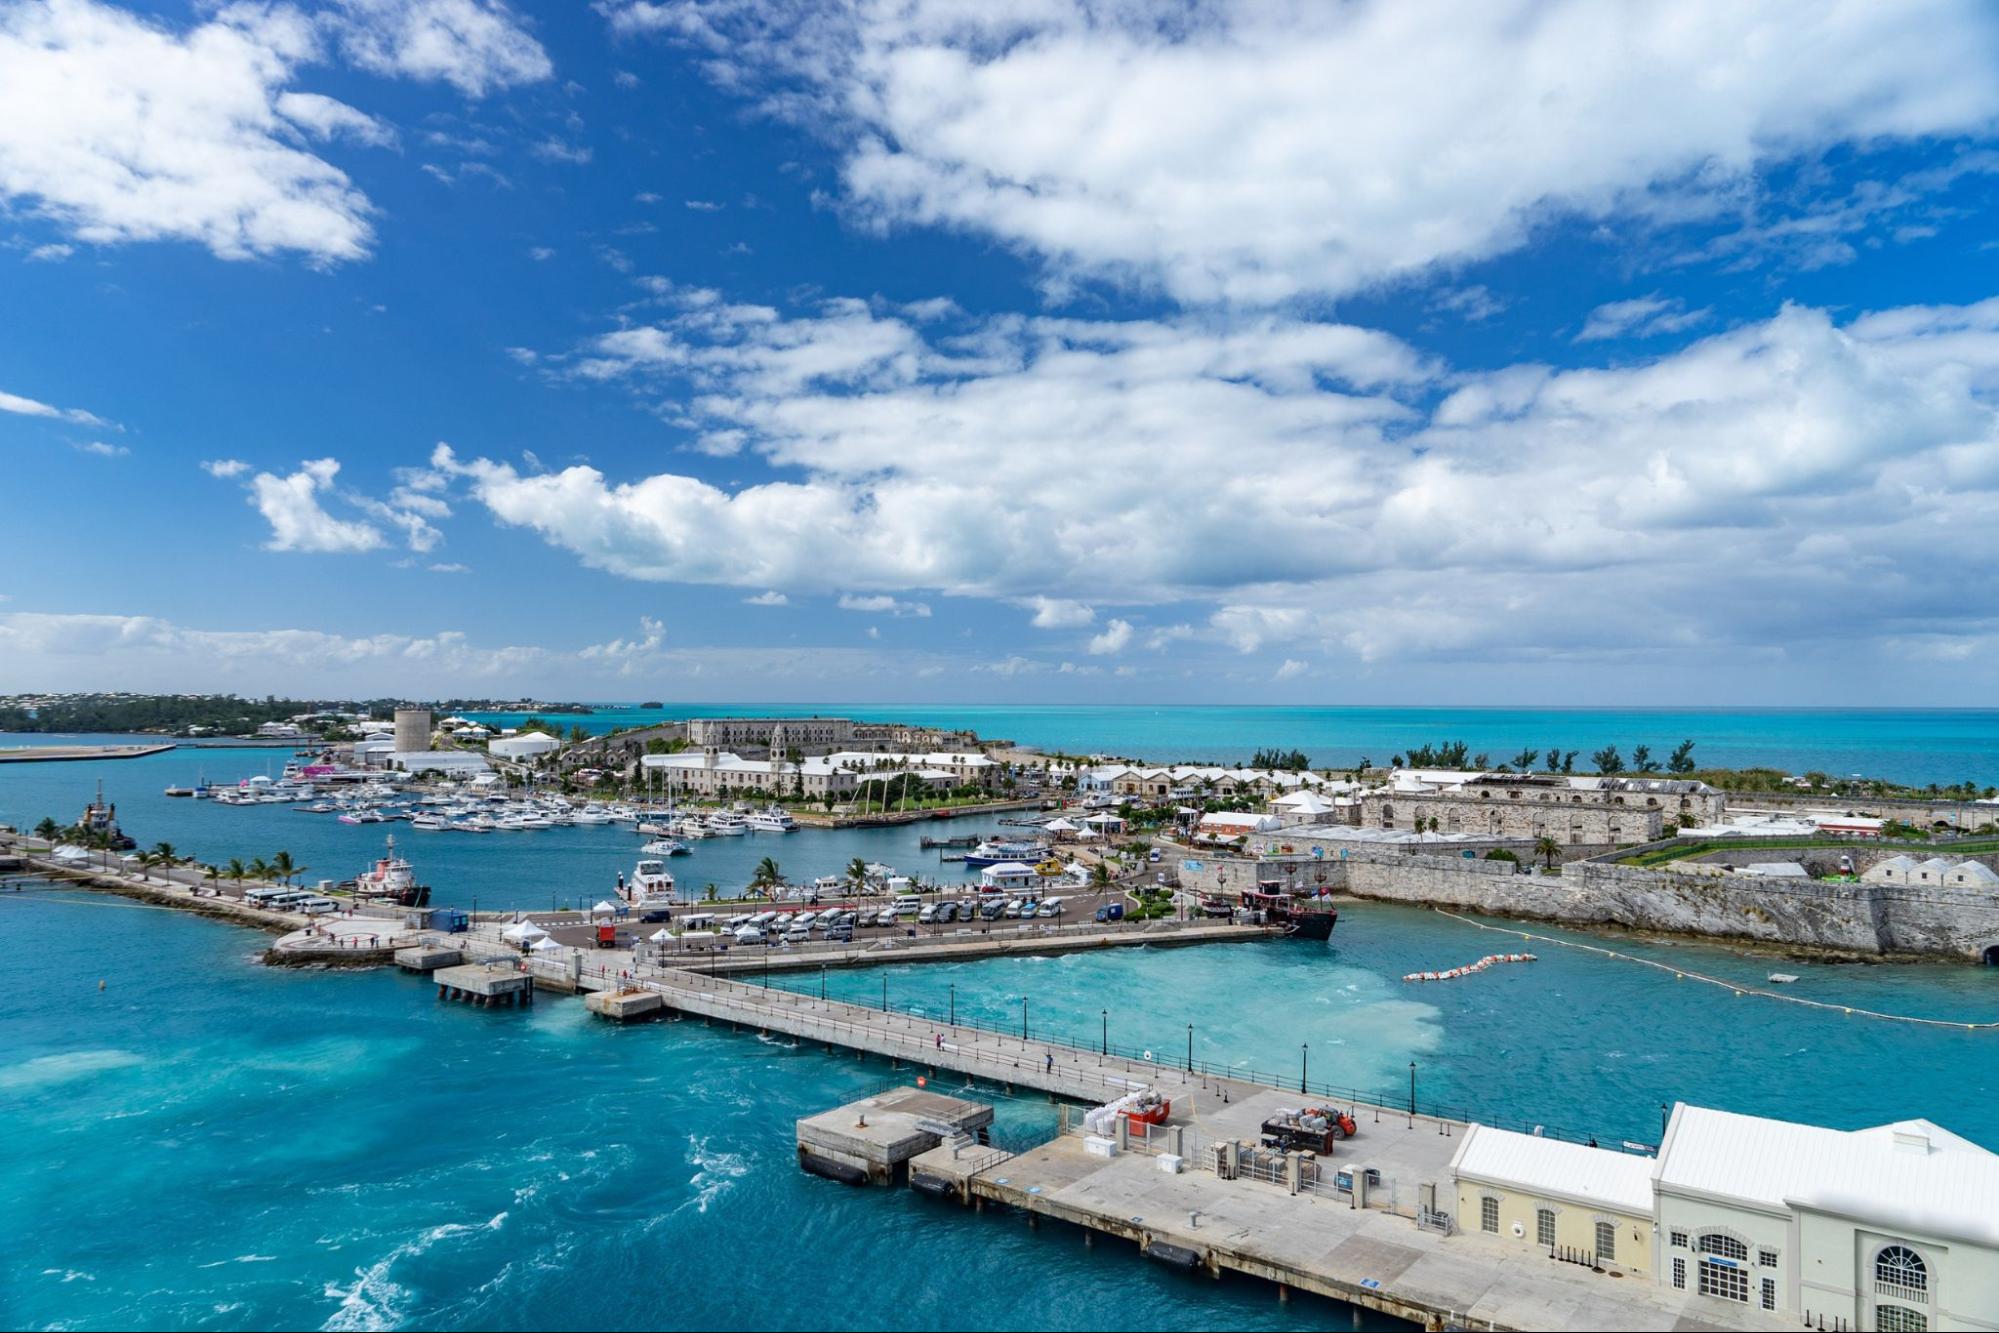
left=1384, top=738, right=1698, bottom=775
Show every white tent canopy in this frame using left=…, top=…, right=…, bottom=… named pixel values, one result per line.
left=649, top=928, right=674, bottom=942
left=1274, top=790, right=1336, bottom=814
left=1083, top=812, right=1125, bottom=825
left=1043, top=817, right=1080, bottom=833
left=502, top=922, right=548, bottom=943
left=592, top=899, right=620, bottom=915
left=528, top=935, right=562, bottom=952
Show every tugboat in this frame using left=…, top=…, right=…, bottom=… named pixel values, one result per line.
left=1240, top=882, right=1337, bottom=939
left=80, top=781, right=136, bottom=850
left=345, top=835, right=431, bottom=906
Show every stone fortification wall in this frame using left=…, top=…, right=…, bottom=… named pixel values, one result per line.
left=1175, top=844, right=1999, bottom=961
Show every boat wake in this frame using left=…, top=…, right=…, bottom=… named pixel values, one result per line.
left=320, top=1212, right=507, bottom=1331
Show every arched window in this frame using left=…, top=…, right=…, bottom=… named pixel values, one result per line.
left=1536, top=1207, right=1555, bottom=1248
left=1594, top=1220, right=1616, bottom=1261
left=1697, top=1233, right=1748, bottom=1261
left=1876, top=1246, right=1928, bottom=1300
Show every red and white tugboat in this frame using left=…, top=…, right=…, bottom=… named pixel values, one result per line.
left=347, top=835, right=431, bottom=907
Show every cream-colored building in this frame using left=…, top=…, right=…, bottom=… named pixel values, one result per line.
left=1450, top=1103, right=1999, bottom=1330
left=1450, top=1124, right=1656, bottom=1277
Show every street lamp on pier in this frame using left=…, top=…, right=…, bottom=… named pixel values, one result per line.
left=1101, top=1008, right=1108, bottom=1056
left=1186, top=1024, right=1193, bottom=1073
left=1300, top=1042, right=1309, bottom=1094
left=949, top=982, right=956, bottom=1027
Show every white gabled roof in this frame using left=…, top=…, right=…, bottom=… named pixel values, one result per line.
left=1450, top=1124, right=1655, bottom=1215
left=980, top=861, right=1035, bottom=875
left=1656, top=1104, right=1999, bottom=1246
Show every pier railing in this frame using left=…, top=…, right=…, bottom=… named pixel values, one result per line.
left=660, top=966, right=1630, bottom=1150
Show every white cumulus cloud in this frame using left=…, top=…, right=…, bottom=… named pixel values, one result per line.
left=609, top=0, right=1999, bottom=303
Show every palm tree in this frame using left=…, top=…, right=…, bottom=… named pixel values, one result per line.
left=150, top=842, right=179, bottom=878
left=1534, top=835, right=1560, bottom=871
left=750, top=856, right=783, bottom=897
left=269, top=851, right=304, bottom=886
left=1091, top=860, right=1112, bottom=890
left=845, top=857, right=869, bottom=894
left=248, top=857, right=272, bottom=885
left=226, top=858, right=247, bottom=887
left=33, top=815, right=61, bottom=844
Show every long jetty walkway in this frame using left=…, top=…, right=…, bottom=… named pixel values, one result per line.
left=520, top=963, right=1788, bottom=1332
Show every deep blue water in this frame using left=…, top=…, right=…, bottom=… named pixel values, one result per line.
left=453, top=705, right=1999, bottom=788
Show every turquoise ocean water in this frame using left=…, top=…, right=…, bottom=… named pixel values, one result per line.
left=3, top=715, right=1998, bottom=1329
left=462, top=705, right=1999, bottom=788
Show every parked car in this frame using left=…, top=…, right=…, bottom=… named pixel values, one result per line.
left=733, top=925, right=766, bottom=944
left=918, top=904, right=938, bottom=923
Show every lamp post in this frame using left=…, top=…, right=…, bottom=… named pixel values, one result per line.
left=1021, top=996, right=1029, bottom=1042
left=949, top=983, right=956, bottom=1027
left=881, top=974, right=888, bottom=1013
left=1186, top=1023, right=1194, bottom=1073
left=820, top=963, right=827, bottom=1002
left=1101, top=1008, right=1108, bottom=1056
left=1409, top=1060, right=1417, bottom=1115
left=1300, top=1042, right=1309, bottom=1094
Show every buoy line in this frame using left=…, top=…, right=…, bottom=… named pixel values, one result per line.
left=1401, top=953, right=1537, bottom=983
left=1434, top=910, right=1999, bottom=1032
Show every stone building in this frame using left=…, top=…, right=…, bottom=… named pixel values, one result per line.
left=686, top=716, right=854, bottom=752
left=1358, top=773, right=1724, bottom=845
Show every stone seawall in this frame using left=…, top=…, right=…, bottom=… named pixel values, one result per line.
left=1176, top=845, right=1999, bottom=961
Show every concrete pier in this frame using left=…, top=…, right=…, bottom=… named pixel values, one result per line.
left=797, top=1088, right=993, bottom=1185
left=583, top=987, right=664, bottom=1022
left=395, top=944, right=462, bottom=972
left=433, top=962, right=534, bottom=1008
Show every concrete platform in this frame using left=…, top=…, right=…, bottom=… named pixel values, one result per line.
left=910, top=1142, right=1013, bottom=1202
left=797, top=1088, right=994, bottom=1186
left=395, top=944, right=462, bottom=972
left=433, top=962, right=534, bottom=1007
left=584, top=987, right=664, bottom=1021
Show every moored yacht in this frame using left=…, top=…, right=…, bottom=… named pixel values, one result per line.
left=746, top=807, right=797, bottom=833
left=621, top=858, right=677, bottom=909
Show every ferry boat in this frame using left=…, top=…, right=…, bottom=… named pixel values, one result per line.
left=1240, top=884, right=1337, bottom=940
left=704, top=812, right=749, bottom=836
left=345, top=836, right=431, bottom=907
left=746, top=807, right=797, bottom=833
left=621, top=858, right=677, bottom=909
left=410, top=812, right=448, bottom=831
left=963, top=837, right=1052, bottom=868
left=640, top=837, right=689, bottom=856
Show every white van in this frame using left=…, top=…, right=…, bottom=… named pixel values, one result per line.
left=733, top=925, right=766, bottom=944
left=918, top=903, right=938, bottom=923
left=299, top=896, right=339, bottom=915
left=893, top=894, right=923, bottom=915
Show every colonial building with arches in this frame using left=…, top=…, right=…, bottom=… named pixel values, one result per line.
left=1451, top=1102, right=1999, bottom=1329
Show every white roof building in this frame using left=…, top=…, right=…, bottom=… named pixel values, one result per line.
left=390, top=750, right=491, bottom=777
left=1453, top=1100, right=1999, bottom=1325
left=488, top=730, right=560, bottom=761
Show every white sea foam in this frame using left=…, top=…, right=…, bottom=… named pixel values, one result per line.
left=319, top=1213, right=507, bottom=1331
left=682, top=1133, right=747, bottom=1215
left=0, top=1049, right=142, bottom=1089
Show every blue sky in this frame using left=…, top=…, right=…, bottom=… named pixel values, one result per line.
left=4, top=0, right=1999, bottom=705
